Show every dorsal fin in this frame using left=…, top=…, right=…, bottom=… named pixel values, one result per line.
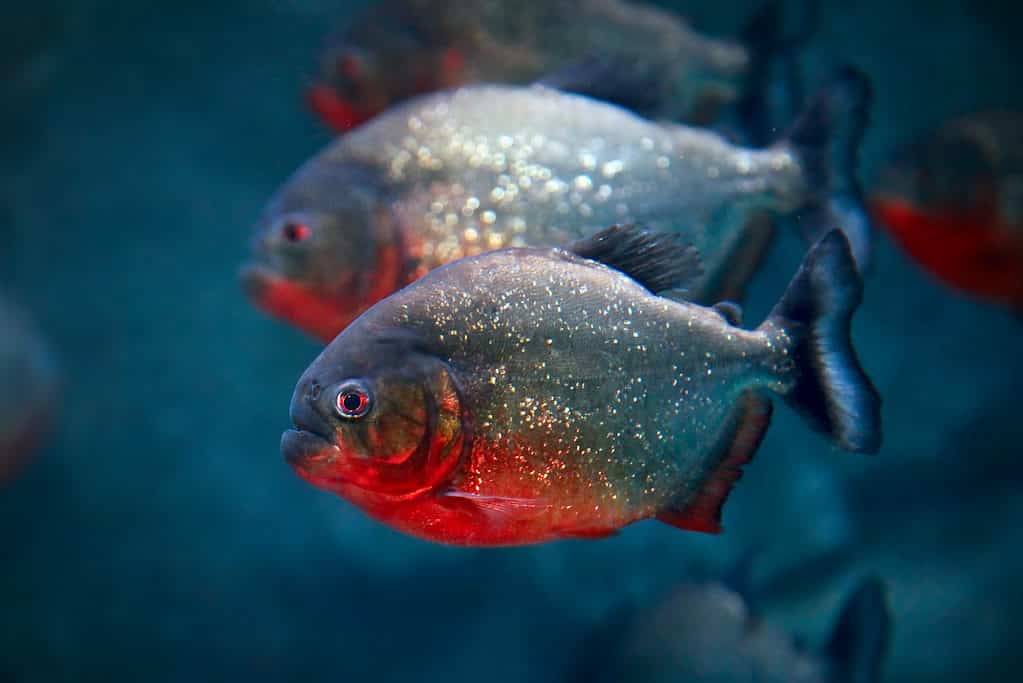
left=569, top=224, right=703, bottom=294
left=713, top=302, right=744, bottom=326
left=657, top=392, right=773, bottom=534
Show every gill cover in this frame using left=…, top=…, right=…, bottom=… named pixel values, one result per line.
left=332, top=357, right=472, bottom=500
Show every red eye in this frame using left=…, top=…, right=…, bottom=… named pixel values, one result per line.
left=336, top=382, right=372, bottom=419
left=283, top=223, right=312, bottom=243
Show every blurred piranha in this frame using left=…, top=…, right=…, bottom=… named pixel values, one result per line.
left=576, top=574, right=891, bottom=683
left=1, top=296, right=57, bottom=483
left=244, top=71, right=873, bottom=341
left=871, top=109, right=1023, bottom=313
left=307, top=0, right=806, bottom=132
left=281, top=226, right=880, bottom=546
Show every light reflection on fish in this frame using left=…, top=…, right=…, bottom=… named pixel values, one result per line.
left=281, top=226, right=880, bottom=546
left=244, top=71, right=873, bottom=341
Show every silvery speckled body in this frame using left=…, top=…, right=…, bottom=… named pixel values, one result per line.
left=346, top=246, right=793, bottom=530
left=289, top=85, right=809, bottom=301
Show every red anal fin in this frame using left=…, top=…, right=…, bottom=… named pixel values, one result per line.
left=657, top=393, right=774, bottom=535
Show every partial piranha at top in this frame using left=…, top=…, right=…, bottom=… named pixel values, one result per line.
left=307, top=0, right=812, bottom=132
left=281, top=226, right=881, bottom=546
left=244, top=70, right=874, bottom=341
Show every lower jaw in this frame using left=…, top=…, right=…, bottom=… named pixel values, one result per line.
left=241, top=267, right=358, bottom=341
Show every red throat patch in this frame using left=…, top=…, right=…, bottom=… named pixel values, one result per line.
left=249, top=243, right=409, bottom=341
left=252, top=275, right=363, bottom=342
left=305, top=84, right=377, bottom=133
left=871, top=196, right=1023, bottom=307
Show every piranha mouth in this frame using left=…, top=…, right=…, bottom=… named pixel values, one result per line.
left=239, top=262, right=274, bottom=302
left=281, top=429, right=340, bottom=468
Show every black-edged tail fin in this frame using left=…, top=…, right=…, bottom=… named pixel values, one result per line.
left=737, top=0, right=819, bottom=145
left=776, top=66, right=875, bottom=272
left=825, top=577, right=891, bottom=683
left=763, top=230, right=881, bottom=453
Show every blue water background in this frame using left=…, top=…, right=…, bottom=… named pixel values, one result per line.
left=2, top=1, right=1021, bottom=680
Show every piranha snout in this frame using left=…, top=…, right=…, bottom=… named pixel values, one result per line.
left=283, top=376, right=344, bottom=470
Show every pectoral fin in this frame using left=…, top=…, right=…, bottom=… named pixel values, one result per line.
left=441, top=490, right=548, bottom=519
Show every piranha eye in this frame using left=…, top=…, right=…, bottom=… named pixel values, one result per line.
left=283, top=222, right=312, bottom=243
left=335, top=381, right=373, bottom=419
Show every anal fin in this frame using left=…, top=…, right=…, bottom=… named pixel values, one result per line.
left=657, top=392, right=774, bottom=534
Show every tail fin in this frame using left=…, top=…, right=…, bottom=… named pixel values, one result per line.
left=777, top=66, right=876, bottom=272
left=737, top=0, right=819, bottom=145
left=763, top=231, right=881, bottom=453
left=825, top=578, right=891, bottom=683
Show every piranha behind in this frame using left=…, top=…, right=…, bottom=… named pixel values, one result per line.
left=239, top=162, right=407, bottom=341
left=246, top=69, right=875, bottom=341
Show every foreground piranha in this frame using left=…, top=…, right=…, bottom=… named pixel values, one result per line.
left=871, top=109, right=1023, bottom=314
left=575, top=574, right=890, bottom=683
left=282, top=226, right=880, bottom=546
left=1, top=296, right=57, bottom=483
left=307, top=0, right=803, bottom=132
left=245, top=72, right=873, bottom=341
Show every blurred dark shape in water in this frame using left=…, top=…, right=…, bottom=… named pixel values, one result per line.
left=243, top=70, right=872, bottom=340
left=570, top=562, right=890, bottom=683
left=758, top=378, right=1023, bottom=681
left=307, top=0, right=813, bottom=133
left=0, top=295, right=58, bottom=483
left=871, top=109, right=1023, bottom=315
